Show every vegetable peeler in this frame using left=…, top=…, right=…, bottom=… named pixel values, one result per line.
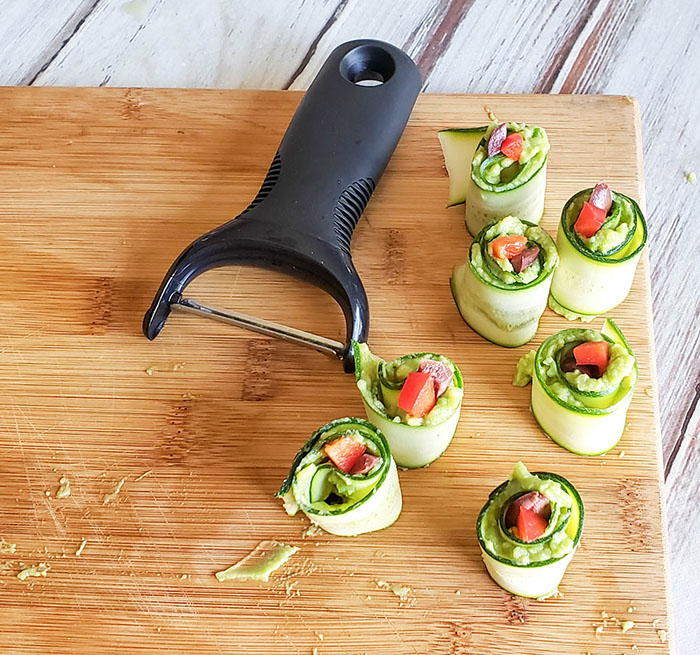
left=143, top=39, right=421, bottom=372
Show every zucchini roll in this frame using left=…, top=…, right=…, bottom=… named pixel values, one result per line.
left=354, top=342, right=463, bottom=469
left=549, top=184, right=647, bottom=319
left=451, top=216, right=558, bottom=347
left=477, top=462, right=584, bottom=599
left=464, top=121, right=549, bottom=236
left=513, top=318, right=637, bottom=456
left=276, top=418, right=401, bottom=536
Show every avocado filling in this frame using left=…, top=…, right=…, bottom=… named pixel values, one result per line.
left=565, top=189, right=638, bottom=255
left=470, top=216, right=558, bottom=288
left=291, top=430, right=384, bottom=514
left=479, top=463, right=577, bottom=566
left=514, top=328, right=636, bottom=409
left=472, top=121, right=549, bottom=192
left=355, top=344, right=463, bottom=427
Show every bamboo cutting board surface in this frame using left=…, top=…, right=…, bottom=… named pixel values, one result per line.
left=0, top=88, right=671, bottom=654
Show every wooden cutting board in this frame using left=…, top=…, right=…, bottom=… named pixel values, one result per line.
left=0, top=88, right=672, bottom=654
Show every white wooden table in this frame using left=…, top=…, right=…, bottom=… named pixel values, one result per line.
left=2, top=1, right=697, bottom=652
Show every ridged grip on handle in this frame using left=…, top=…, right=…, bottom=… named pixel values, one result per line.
left=143, top=39, right=422, bottom=371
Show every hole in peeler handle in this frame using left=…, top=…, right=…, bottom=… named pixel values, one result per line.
left=340, top=44, right=396, bottom=86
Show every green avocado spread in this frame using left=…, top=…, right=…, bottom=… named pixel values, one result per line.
left=355, top=343, right=463, bottom=427
left=479, top=462, right=576, bottom=566
left=472, top=122, right=549, bottom=192
left=215, top=540, right=299, bottom=582
left=513, top=328, right=636, bottom=409
left=565, top=190, right=637, bottom=255
left=470, top=216, right=558, bottom=288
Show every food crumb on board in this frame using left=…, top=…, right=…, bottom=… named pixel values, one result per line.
left=17, top=562, right=50, bottom=581
left=376, top=580, right=415, bottom=607
left=652, top=618, right=659, bottom=628
left=0, top=538, right=17, bottom=555
left=595, top=625, right=604, bottom=635
left=45, top=490, right=51, bottom=497
left=302, top=523, right=324, bottom=539
left=455, top=589, right=461, bottom=595
left=686, top=171, right=697, bottom=184
left=103, top=478, right=126, bottom=504
left=56, top=476, right=71, bottom=498
left=657, top=629, right=667, bottom=643
left=75, top=539, right=87, bottom=557
left=215, top=541, right=299, bottom=583
left=644, top=386, right=654, bottom=397
left=311, top=648, right=318, bottom=655
left=621, top=620, right=635, bottom=633
left=145, top=362, right=187, bottom=375
left=619, top=451, right=626, bottom=459
left=182, top=392, right=196, bottom=400
left=632, top=645, right=639, bottom=651
left=134, top=470, right=153, bottom=482
left=315, top=631, right=324, bottom=641
left=180, top=573, right=188, bottom=580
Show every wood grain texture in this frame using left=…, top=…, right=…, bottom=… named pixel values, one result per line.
left=0, top=88, right=670, bottom=654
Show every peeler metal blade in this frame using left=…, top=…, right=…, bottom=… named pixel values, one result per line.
left=172, top=296, right=345, bottom=360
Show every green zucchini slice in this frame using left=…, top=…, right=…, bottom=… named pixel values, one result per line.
left=354, top=342, right=463, bottom=468
left=451, top=216, right=558, bottom=347
left=549, top=188, right=647, bottom=318
left=476, top=462, right=584, bottom=599
left=438, top=127, right=488, bottom=206
left=513, top=318, right=638, bottom=455
left=276, top=418, right=401, bottom=536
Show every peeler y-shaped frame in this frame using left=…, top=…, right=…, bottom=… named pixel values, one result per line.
left=143, top=40, right=421, bottom=372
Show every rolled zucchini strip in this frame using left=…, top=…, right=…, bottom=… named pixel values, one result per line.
left=451, top=216, right=558, bottom=347
left=354, top=342, right=463, bottom=469
left=477, top=462, right=584, bottom=599
left=464, top=122, right=549, bottom=237
left=276, top=418, right=401, bottom=536
left=513, top=318, right=637, bottom=456
left=549, top=188, right=647, bottom=319
left=438, top=126, right=488, bottom=206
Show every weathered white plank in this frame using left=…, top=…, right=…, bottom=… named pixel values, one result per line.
left=423, top=0, right=599, bottom=94
left=285, top=0, right=446, bottom=89
left=33, top=0, right=340, bottom=88
left=0, top=0, right=98, bottom=85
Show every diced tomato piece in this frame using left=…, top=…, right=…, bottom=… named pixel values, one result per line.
left=397, top=371, right=436, bottom=418
left=500, top=133, right=523, bottom=160
left=323, top=436, right=366, bottom=473
left=515, top=506, right=548, bottom=542
left=573, top=340, right=609, bottom=375
left=490, top=234, right=528, bottom=260
left=349, top=453, right=381, bottom=475
left=574, top=201, right=607, bottom=238
left=418, top=359, right=453, bottom=397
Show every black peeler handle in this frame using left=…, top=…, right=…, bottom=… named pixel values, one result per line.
left=143, top=40, right=421, bottom=372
